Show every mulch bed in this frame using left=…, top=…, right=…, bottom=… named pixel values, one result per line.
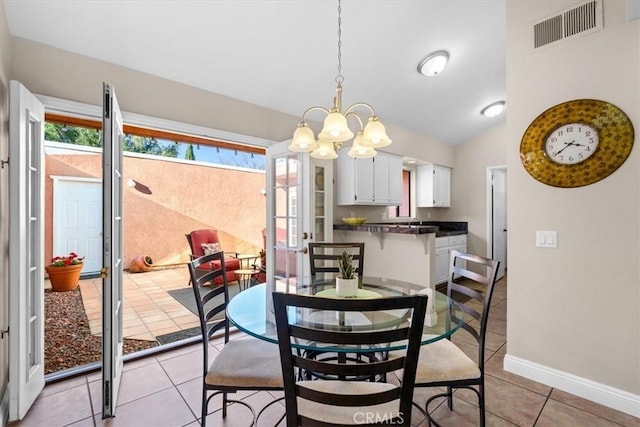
left=45, top=287, right=158, bottom=374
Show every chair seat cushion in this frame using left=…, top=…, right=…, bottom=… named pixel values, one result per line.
left=195, top=257, right=241, bottom=285
left=206, top=338, right=283, bottom=388
left=414, top=339, right=480, bottom=384
left=296, top=380, right=400, bottom=424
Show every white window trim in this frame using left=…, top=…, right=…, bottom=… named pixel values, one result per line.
left=36, top=94, right=278, bottom=149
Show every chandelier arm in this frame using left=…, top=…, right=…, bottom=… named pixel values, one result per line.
left=344, top=111, right=365, bottom=131
left=300, top=106, right=331, bottom=122
left=344, top=102, right=376, bottom=118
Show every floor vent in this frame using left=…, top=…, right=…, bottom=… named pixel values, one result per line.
left=533, top=0, right=602, bottom=49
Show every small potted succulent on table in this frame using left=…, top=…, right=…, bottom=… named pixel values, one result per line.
left=45, top=252, right=84, bottom=292
left=336, top=250, right=358, bottom=297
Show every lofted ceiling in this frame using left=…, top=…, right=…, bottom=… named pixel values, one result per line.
left=4, top=0, right=506, bottom=145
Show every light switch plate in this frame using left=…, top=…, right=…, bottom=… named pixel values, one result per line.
left=536, top=230, right=557, bottom=248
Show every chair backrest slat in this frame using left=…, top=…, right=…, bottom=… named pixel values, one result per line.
left=308, top=242, right=365, bottom=285
left=273, top=292, right=427, bottom=427
left=447, top=250, right=500, bottom=370
left=187, top=251, right=230, bottom=375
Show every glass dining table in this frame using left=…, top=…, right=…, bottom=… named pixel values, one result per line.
left=226, top=276, right=464, bottom=353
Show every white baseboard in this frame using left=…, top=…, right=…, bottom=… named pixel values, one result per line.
left=504, top=353, right=640, bottom=418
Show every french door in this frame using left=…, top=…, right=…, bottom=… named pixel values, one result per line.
left=101, top=82, right=124, bottom=417
left=265, top=141, right=312, bottom=290
left=8, top=81, right=45, bottom=421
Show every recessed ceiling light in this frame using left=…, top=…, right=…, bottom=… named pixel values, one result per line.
left=481, top=101, right=506, bottom=117
left=417, top=50, right=449, bottom=77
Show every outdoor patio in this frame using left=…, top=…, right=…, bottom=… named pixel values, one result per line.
left=62, top=266, right=201, bottom=342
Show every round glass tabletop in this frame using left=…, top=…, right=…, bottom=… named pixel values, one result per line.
left=226, top=276, right=464, bottom=353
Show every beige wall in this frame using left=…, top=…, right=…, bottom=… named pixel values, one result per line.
left=448, top=122, right=507, bottom=256
left=506, top=0, right=639, bottom=403
left=0, top=0, right=10, bottom=415
left=11, top=37, right=298, bottom=144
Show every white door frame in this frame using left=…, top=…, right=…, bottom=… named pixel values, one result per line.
left=486, top=165, right=507, bottom=279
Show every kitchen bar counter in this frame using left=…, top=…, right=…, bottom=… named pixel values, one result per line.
left=333, top=221, right=467, bottom=237
left=333, top=223, right=438, bottom=235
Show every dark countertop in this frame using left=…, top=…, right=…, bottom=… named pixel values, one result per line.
left=334, top=221, right=468, bottom=237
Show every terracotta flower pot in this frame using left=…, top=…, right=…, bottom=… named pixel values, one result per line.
left=46, top=263, right=83, bottom=292
left=129, top=255, right=153, bottom=273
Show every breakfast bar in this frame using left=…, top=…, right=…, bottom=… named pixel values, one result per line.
left=333, top=221, right=467, bottom=289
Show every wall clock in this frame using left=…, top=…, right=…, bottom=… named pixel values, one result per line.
left=520, top=99, right=634, bottom=188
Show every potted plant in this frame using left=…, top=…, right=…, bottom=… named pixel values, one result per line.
left=336, top=250, right=358, bottom=297
left=45, top=252, right=84, bottom=292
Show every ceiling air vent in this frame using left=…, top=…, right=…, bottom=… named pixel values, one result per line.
left=533, top=0, right=602, bottom=49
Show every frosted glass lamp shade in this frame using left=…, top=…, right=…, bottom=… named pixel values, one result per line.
left=289, top=123, right=318, bottom=152
left=360, top=117, right=391, bottom=148
left=348, top=132, right=377, bottom=158
left=318, top=111, right=354, bottom=142
left=310, top=140, right=338, bottom=159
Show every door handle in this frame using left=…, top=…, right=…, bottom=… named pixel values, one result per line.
left=300, top=247, right=308, bottom=254
left=302, top=232, right=309, bottom=240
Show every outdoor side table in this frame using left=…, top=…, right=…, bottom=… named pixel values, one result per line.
left=234, top=268, right=259, bottom=291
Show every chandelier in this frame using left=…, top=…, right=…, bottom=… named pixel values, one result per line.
left=288, top=0, right=391, bottom=160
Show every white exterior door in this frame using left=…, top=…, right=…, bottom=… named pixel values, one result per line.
left=53, top=178, right=102, bottom=274
left=8, top=81, right=45, bottom=421
left=101, top=83, right=124, bottom=418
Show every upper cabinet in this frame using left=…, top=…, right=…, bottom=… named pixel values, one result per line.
left=337, top=152, right=403, bottom=206
left=417, top=164, right=451, bottom=207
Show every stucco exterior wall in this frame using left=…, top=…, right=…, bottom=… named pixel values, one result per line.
left=45, top=151, right=266, bottom=270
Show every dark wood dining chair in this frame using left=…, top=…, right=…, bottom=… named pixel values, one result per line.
left=414, top=250, right=500, bottom=427
left=308, top=242, right=365, bottom=286
left=188, top=251, right=283, bottom=426
left=272, top=292, right=428, bottom=427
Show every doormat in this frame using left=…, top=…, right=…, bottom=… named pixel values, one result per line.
left=156, top=326, right=201, bottom=345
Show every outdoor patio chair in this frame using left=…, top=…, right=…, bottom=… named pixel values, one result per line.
left=186, top=229, right=240, bottom=285
left=188, top=251, right=283, bottom=426
left=272, top=292, right=428, bottom=426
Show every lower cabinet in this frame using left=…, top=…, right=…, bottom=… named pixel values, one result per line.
left=434, top=234, right=467, bottom=284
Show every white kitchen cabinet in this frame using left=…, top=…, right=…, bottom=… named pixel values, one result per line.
left=417, top=164, right=451, bottom=207
left=434, top=234, right=467, bottom=284
left=337, top=152, right=402, bottom=205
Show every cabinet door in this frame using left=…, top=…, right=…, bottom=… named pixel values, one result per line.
left=336, top=154, right=357, bottom=205
left=373, top=155, right=390, bottom=204
left=433, top=165, right=451, bottom=207
left=355, top=157, right=375, bottom=203
left=387, top=155, right=403, bottom=205
left=417, top=164, right=451, bottom=207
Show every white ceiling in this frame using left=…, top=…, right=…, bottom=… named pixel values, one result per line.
left=4, top=0, right=506, bottom=145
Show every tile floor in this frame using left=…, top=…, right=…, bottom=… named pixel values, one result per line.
left=22, top=272, right=640, bottom=426
left=74, top=267, right=202, bottom=341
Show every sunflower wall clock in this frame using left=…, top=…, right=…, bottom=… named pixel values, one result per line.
left=520, top=99, right=634, bottom=188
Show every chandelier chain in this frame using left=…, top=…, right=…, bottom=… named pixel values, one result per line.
left=335, top=0, right=344, bottom=84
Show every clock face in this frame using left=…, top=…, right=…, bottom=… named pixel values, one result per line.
left=544, top=123, right=599, bottom=165
left=520, top=99, right=634, bottom=188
